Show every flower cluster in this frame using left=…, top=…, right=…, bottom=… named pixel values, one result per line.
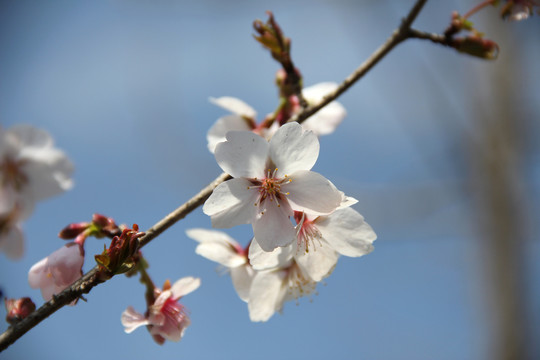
left=192, top=121, right=376, bottom=321
left=0, top=125, right=73, bottom=259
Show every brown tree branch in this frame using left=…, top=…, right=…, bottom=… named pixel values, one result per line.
left=292, top=0, right=428, bottom=125
left=0, top=0, right=430, bottom=352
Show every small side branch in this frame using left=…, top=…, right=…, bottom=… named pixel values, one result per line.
left=292, top=0, right=428, bottom=125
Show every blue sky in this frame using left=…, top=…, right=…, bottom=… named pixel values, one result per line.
left=0, top=1, right=539, bottom=359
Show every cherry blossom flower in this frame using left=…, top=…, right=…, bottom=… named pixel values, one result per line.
left=247, top=206, right=376, bottom=321
left=0, top=125, right=74, bottom=258
left=203, top=122, right=343, bottom=252
left=121, top=277, right=200, bottom=344
left=186, top=228, right=254, bottom=301
left=206, top=82, right=346, bottom=153
left=28, top=242, right=84, bottom=302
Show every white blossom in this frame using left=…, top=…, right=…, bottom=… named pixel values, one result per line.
left=203, top=122, right=342, bottom=252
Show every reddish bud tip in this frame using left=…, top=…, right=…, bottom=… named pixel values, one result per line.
left=5, top=297, right=36, bottom=325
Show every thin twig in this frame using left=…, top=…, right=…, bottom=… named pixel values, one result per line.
left=292, top=0, right=428, bottom=125
left=0, top=0, right=430, bottom=352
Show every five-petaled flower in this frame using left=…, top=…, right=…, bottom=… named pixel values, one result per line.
left=121, top=277, right=200, bottom=344
left=203, top=122, right=343, bottom=252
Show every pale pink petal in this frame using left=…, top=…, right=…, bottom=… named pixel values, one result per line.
left=207, top=115, right=253, bottom=154
left=252, top=200, right=296, bottom=251
left=248, top=270, right=287, bottom=322
left=284, top=170, right=342, bottom=215
left=301, top=83, right=346, bottom=136
left=121, top=306, right=150, bottom=333
left=209, top=96, right=257, bottom=119
left=269, top=122, right=319, bottom=176
left=214, top=131, right=268, bottom=179
left=295, top=243, right=339, bottom=282
left=170, top=277, right=201, bottom=300
left=248, top=239, right=294, bottom=271
left=230, top=265, right=255, bottom=302
left=187, top=228, right=246, bottom=268
left=28, top=257, right=49, bottom=288
left=0, top=223, right=24, bottom=260
left=203, top=178, right=259, bottom=228
left=48, top=243, right=84, bottom=286
left=316, top=207, right=376, bottom=257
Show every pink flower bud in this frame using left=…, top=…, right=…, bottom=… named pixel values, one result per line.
left=5, top=297, right=35, bottom=324
left=28, top=242, right=84, bottom=302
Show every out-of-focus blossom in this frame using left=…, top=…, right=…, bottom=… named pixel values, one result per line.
left=121, top=277, right=200, bottom=344
left=203, top=122, right=342, bottom=252
left=206, top=83, right=345, bottom=154
left=0, top=125, right=74, bottom=259
left=186, top=228, right=254, bottom=301
left=501, top=0, right=539, bottom=20
left=28, top=242, right=84, bottom=302
left=5, top=297, right=36, bottom=325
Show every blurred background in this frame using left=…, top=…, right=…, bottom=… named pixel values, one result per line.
left=0, top=1, right=538, bottom=359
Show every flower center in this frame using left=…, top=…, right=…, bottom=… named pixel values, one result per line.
left=294, top=211, right=322, bottom=253
left=1, top=156, right=28, bottom=191
left=285, top=263, right=317, bottom=301
left=248, top=168, right=291, bottom=210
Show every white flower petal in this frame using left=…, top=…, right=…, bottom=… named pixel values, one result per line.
left=203, top=178, right=258, bottom=228
left=170, top=276, right=201, bottom=299
left=21, top=148, right=74, bottom=201
left=295, top=243, right=339, bottom=282
left=248, top=239, right=294, bottom=271
left=252, top=200, right=296, bottom=251
left=186, top=228, right=246, bottom=268
left=269, top=122, right=319, bottom=176
left=230, top=265, right=255, bottom=302
left=215, top=131, right=268, bottom=179
left=207, top=115, right=253, bottom=154
left=121, top=306, right=150, bottom=333
left=248, top=270, right=286, bottom=322
left=284, top=170, right=342, bottom=215
left=316, top=207, right=376, bottom=257
left=196, top=242, right=246, bottom=268
left=209, top=97, right=257, bottom=119
left=28, top=257, right=49, bottom=288
left=337, top=192, right=358, bottom=209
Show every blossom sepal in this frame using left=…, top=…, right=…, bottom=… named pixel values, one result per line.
left=95, top=224, right=144, bottom=280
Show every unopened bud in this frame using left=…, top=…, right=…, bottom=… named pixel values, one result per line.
left=5, top=297, right=36, bottom=325
left=453, top=36, right=499, bottom=60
